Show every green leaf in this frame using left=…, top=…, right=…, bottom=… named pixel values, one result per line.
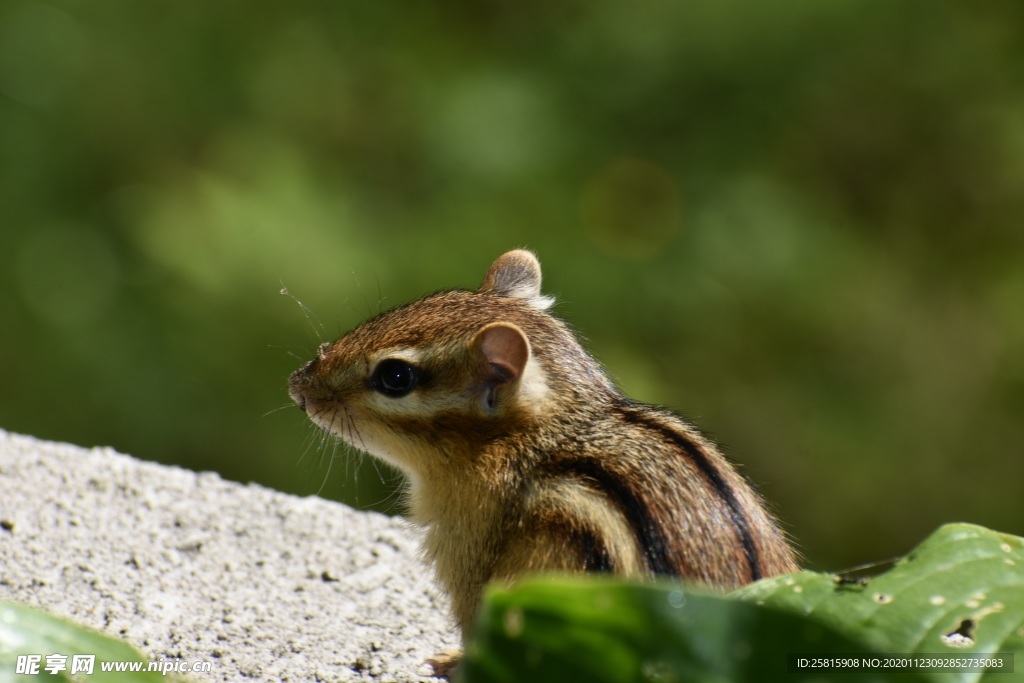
left=461, top=524, right=1024, bottom=683
left=0, top=601, right=171, bottom=683
left=461, top=578, right=926, bottom=683
left=735, top=523, right=1024, bottom=683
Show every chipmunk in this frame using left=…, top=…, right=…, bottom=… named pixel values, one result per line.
left=288, top=250, right=798, bottom=675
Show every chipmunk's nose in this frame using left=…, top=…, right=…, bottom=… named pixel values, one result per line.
left=288, top=383, right=308, bottom=412
left=288, top=360, right=318, bottom=411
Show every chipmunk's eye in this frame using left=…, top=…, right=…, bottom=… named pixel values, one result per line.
left=372, top=359, right=420, bottom=398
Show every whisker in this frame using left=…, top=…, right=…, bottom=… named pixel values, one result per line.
left=280, top=283, right=327, bottom=342
left=374, top=272, right=386, bottom=314
left=263, top=402, right=298, bottom=418
left=341, top=410, right=369, bottom=507
left=349, top=268, right=373, bottom=320
left=366, top=450, right=389, bottom=487
left=317, top=408, right=337, bottom=469
left=296, top=420, right=324, bottom=469
left=347, top=411, right=366, bottom=452
left=315, top=436, right=338, bottom=497
left=375, top=479, right=405, bottom=514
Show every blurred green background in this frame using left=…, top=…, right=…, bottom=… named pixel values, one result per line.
left=1, top=0, right=1021, bottom=573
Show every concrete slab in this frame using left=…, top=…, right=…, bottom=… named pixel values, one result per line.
left=0, top=430, right=456, bottom=681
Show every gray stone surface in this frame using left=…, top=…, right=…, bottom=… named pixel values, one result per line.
left=0, top=430, right=457, bottom=681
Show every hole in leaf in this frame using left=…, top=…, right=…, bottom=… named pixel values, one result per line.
left=941, top=618, right=976, bottom=648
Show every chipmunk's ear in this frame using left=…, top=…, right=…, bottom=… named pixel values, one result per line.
left=479, top=250, right=555, bottom=311
left=474, top=322, right=530, bottom=384
left=472, top=322, right=544, bottom=413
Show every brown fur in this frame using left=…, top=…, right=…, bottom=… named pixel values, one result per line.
left=288, top=250, right=799, bottom=651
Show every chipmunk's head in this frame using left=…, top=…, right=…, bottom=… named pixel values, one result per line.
left=288, top=250, right=593, bottom=479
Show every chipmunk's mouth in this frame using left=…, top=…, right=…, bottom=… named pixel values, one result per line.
left=288, top=383, right=316, bottom=415
left=293, top=393, right=330, bottom=419
left=289, top=376, right=340, bottom=434
left=289, top=356, right=339, bottom=414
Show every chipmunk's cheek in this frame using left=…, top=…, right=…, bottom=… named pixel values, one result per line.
left=305, top=403, right=406, bottom=470
left=346, top=421, right=423, bottom=473
left=517, top=357, right=551, bottom=413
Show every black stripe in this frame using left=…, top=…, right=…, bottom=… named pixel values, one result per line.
left=545, top=458, right=678, bottom=576
left=577, top=526, right=615, bottom=573
left=613, top=401, right=763, bottom=582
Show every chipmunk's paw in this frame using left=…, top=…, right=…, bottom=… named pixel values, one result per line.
left=426, top=648, right=462, bottom=679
